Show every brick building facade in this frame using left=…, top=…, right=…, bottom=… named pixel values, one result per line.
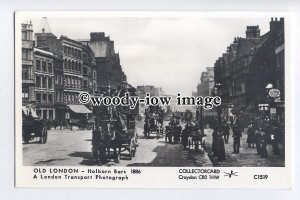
left=213, top=18, right=285, bottom=123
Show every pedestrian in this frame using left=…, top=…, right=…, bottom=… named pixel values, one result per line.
left=212, top=126, right=219, bottom=157
left=247, top=121, right=255, bottom=148
left=270, top=120, right=281, bottom=155
left=222, top=121, right=230, bottom=144
left=216, top=128, right=226, bottom=161
left=181, top=124, right=189, bottom=150
left=232, top=119, right=242, bottom=154
left=260, top=126, right=269, bottom=158
left=53, top=119, right=57, bottom=130
left=255, top=128, right=262, bottom=155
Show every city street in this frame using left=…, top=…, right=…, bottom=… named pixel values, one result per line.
left=23, top=122, right=212, bottom=167
left=204, top=128, right=285, bottom=167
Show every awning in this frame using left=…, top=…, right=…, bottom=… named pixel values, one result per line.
left=68, top=105, right=92, bottom=114
left=22, top=106, right=38, bottom=118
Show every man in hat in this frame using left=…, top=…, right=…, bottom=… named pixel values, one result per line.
left=232, top=118, right=242, bottom=153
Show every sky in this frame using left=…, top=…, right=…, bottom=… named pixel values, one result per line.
left=21, top=14, right=272, bottom=96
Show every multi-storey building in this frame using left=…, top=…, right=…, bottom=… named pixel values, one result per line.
left=80, top=32, right=127, bottom=92
left=247, top=18, right=285, bottom=121
left=197, top=67, right=214, bottom=97
left=33, top=48, right=55, bottom=119
left=35, top=30, right=66, bottom=122
left=22, top=22, right=35, bottom=106
left=196, top=67, right=216, bottom=119
left=35, top=23, right=93, bottom=122
left=61, top=36, right=83, bottom=105
left=82, top=44, right=97, bottom=94
left=213, top=18, right=285, bottom=123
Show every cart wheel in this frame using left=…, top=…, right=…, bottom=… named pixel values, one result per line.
left=129, top=143, right=133, bottom=160
left=43, top=127, right=48, bottom=144
left=40, top=127, right=48, bottom=144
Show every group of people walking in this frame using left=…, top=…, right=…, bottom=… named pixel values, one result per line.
left=211, top=116, right=283, bottom=161
left=246, top=118, right=283, bottom=157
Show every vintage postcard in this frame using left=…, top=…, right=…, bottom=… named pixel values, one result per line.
left=15, top=11, right=291, bottom=188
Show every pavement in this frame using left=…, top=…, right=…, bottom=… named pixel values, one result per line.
left=203, top=128, right=285, bottom=167
left=23, top=123, right=212, bottom=167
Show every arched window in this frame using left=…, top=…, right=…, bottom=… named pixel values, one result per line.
left=64, top=59, right=67, bottom=69
left=78, top=63, right=81, bottom=73
left=68, top=60, right=71, bottom=70
left=75, top=62, right=78, bottom=72
left=71, top=61, right=74, bottom=71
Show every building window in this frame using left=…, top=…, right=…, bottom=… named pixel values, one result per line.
left=48, top=78, right=52, bottom=89
left=42, top=61, right=47, bottom=72
left=36, top=60, right=40, bottom=70
left=78, top=63, right=81, bottom=73
left=42, top=77, right=47, bottom=88
left=22, top=49, right=30, bottom=60
left=36, top=76, right=41, bottom=88
left=22, top=68, right=29, bottom=80
left=36, top=93, right=41, bottom=102
left=42, top=94, right=47, bottom=102
left=22, top=92, right=28, bottom=98
left=49, top=94, right=53, bottom=103
left=60, top=91, right=63, bottom=102
left=67, top=77, right=70, bottom=86
left=48, top=62, right=52, bottom=73
left=49, top=110, right=53, bottom=120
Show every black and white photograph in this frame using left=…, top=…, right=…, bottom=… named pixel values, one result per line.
left=14, top=11, right=290, bottom=188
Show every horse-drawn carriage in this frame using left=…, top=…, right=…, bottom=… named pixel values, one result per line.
left=182, top=122, right=206, bottom=150
left=165, top=115, right=182, bottom=143
left=144, top=105, right=164, bottom=139
left=91, top=90, right=139, bottom=165
left=22, top=106, right=48, bottom=144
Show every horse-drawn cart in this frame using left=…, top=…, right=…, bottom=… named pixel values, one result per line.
left=144, top=106, right=164, bottom=139
left=91, top=90, right=139, bottom=165
left=22, top=106, right=48, bottom=144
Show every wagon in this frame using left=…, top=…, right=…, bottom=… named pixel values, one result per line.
left=91, top=90, right=139, bottom=165
left=188, top=129, right=206, bottom=150
left=22, top=106, right=48, bottom=144
left=165, top=124, right=181, bottom=144
left=144, top=106, right=164, bottom=139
